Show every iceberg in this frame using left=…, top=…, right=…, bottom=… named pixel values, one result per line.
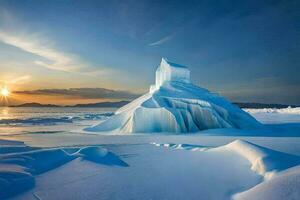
left=86, top=58, right=260, bottom=133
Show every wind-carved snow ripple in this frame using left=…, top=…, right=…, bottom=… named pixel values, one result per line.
left=151, top=142, right=209, bottom=151
left=152, top=139, right=300, bottom=178
left=0, top=145, right=128, bottom=199
left=152, top=139, right=300, bottom=200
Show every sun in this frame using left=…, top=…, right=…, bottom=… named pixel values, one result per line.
left=1, top=87, right=10, bottom=97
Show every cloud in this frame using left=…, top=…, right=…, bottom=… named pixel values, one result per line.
left=0, top=75, right=31, bottom=85
left=8, top=75, right=31, bottom=84
left=148, top=34, right=173, bottom=46
left=14, top=88, right=140, bottom=99
left=0, top=9, right=97, bottom=73
left=0, top=31, right=85, bottom=72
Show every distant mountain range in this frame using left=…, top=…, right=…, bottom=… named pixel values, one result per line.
left=8, top=101, right=298, bottom=108
left=9, top=101, right=130, bottom=108
left=66, top=101, right=130, bottom=108
left=10, top=103, right=60, bottom=107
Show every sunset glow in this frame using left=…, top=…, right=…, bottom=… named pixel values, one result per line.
left=0, top=1, right=298, bottom=106
left=1, top=87, right=10, bottom=97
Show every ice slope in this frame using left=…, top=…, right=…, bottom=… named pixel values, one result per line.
left=86, top=58, right=260, bottom=133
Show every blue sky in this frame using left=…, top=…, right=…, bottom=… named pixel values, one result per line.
left=0, top=0, right=299, bottom=105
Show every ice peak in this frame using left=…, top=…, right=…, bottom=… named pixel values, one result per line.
left=161, top=57, right=187, bottom=69
left=150, top=58, right=191, bottom=92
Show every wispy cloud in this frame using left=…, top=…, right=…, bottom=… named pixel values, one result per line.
left=14, top=88, right=140, bottom=99
left=0, top=9, right=97, bottom=73
left=8, top=75, right=31, bottom=84
left=0, top=75, right=31, bottom=85
left=148, top=34, right=173, bottom=46
left=0, top=31, right=85, bottom=72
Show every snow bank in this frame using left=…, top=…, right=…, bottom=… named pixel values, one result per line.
left=0, top=145, right=127, bottom=198
left=153, top=139, right=300, bottom=178
left=86, top=58, right=260, bottom=133
left=2, top=137, right=298, bottom=200
left=245, top=107, right=300, bottom=115
left=223, top=140, right=300, bottom=178
left=244, top=107, right=300, bottom=124
left=233, top=165, right=300, bottom=200
left=153, top=139, right=300, bottom=200
left=77, top=146, right=128, bottom=166
left=0, top=164, right=35, bottom=199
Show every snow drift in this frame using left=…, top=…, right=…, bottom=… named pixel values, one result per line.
left=233, top=165, right=300, bottom=200
left=153, top=139, right=300, bottom=178
left=0, top=145, right=128, bottom=199
left=86, top=58, right=260, bottom=133
left=153, top=139, right=300, bottom=199
left=222, top=140, right=300, bottom=178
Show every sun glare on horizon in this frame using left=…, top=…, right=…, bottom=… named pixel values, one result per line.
left=1, top=87, right=10, bottom=97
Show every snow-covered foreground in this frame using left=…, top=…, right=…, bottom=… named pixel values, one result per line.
left=0, top=133, right=299, bottom=200
left=234, top=165, right=300, bottom=200
left=0, top=106, right=300, bottom=199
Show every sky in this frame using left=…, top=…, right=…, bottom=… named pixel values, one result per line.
left=0, top=0, right=299, bottom=105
